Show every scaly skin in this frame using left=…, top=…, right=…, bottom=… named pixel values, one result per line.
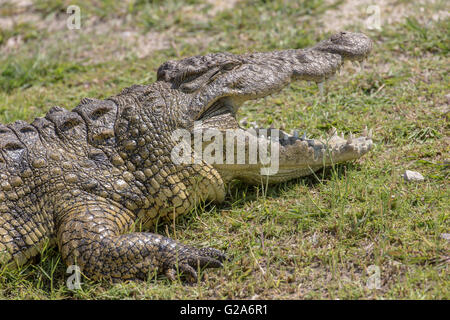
left=0, top=32, right=373, bottom=282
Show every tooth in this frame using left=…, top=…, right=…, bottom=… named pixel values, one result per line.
left=347, top=132, right=353, bottom=144
left=329, top=126, right=337, bottom=137
left=318, top=82, right=324, bottom=96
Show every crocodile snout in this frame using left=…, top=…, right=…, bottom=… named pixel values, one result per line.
left=312, top=31, right=373, bottom=61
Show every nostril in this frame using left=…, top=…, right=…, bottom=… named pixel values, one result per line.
left=331, top=34, right=341, bottom=42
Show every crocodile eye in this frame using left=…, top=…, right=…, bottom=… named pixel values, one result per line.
left=222, top=63, right=237, bottom=71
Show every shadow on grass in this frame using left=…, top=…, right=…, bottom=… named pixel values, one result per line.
left=221, top=162, right=359, bottom=205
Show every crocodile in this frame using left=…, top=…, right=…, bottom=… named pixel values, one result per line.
left=0, top=32, right=373, bottom=282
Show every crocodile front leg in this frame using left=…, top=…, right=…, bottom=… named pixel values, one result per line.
left=57, top=196, right=226, bottom=281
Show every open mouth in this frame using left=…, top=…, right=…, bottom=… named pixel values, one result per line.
left=167, top=32, right=374, bottom=181
left=194, top=97, right=373, bottom=179
left=197, top=58, right=374, bottom=167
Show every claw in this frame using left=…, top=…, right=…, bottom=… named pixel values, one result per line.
left=165, top=263, right=198, bottom=283
left=181, top=264, right=198, bottom=283
left=165, top=268, right=177, bottom=281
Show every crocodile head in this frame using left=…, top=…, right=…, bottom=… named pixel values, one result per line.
left=155, top=32, right=373, bottom=183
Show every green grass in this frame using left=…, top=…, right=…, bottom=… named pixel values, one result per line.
left=0, top=0, right=448, bottom=299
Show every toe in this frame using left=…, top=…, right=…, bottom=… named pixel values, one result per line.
left=197, top=247, right=228, bottom=262
left=180, top=263, right=198, bottom=283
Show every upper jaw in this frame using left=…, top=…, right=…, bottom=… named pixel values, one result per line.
left=174, top=32, right=373, bottom=129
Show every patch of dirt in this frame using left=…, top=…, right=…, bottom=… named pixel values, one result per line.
left=0, top=0, right=241, bottom=63
left=321, top=0, right=449, bottom=32
left=206, top=0, right=239, bottom=16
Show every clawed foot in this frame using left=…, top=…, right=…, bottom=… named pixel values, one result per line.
left=163, top=245, right=228, bottom=282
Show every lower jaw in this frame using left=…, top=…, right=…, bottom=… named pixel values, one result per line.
left=196, top=125, right=373, bottom=182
